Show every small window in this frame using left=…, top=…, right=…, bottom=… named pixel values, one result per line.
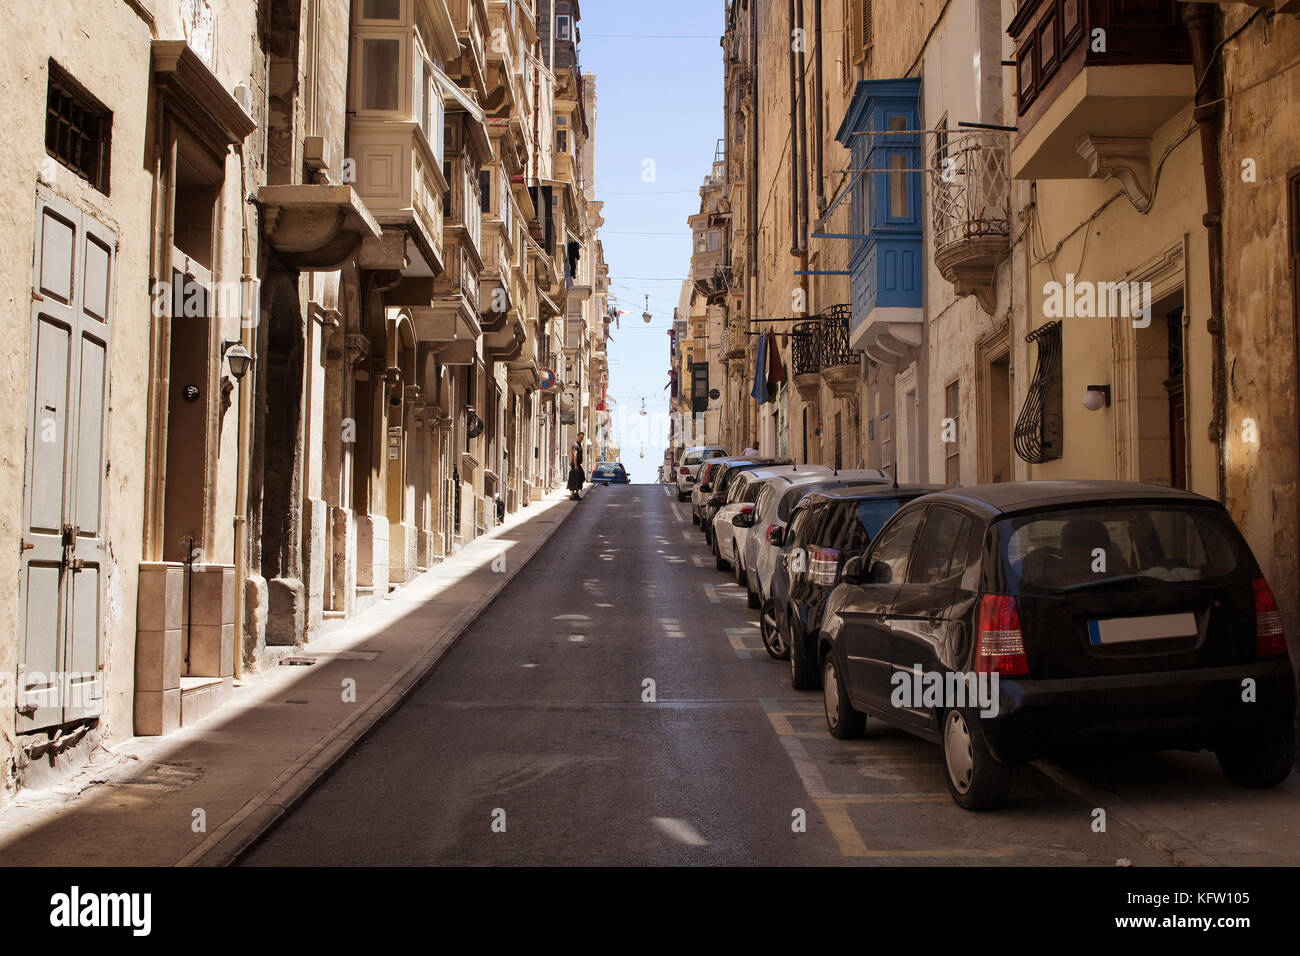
left=945, top=379, right=960, bottom=484
left=479, top=169, right=492, bottom=214
left=556, top=129, right=568, bottom=153
left=556, top=15, right=572, bottom=41
left=909, top=508, right=973, bottom=586
left=46, top=61, right=112, bottom=193
left=866, top=509, right=925, bottom=584
left=362, top=0, right=401, bottom=18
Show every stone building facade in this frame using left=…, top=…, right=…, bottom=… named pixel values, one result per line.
left=1, top=0, right=614, bottom=786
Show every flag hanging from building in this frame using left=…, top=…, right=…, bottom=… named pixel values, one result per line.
left=766, top=331, right=786, bottom=393
left=751, top=331, right=770, bottom=404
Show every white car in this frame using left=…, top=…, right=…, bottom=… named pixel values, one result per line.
left=711, top=465, right=831, bottom=574
left=740, top=469, right=889, bottom=609
left=675, top=445, right=727, bottom=501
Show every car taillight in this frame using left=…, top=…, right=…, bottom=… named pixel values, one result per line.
left=679, top=468, right=689, bottom=477
left=766, top=525, right=782, bottom=545
left=1254, top=577, right=1287, bottom=658
left=975, top=594, right=1029, bottom=677
left=810, top=546, right=840, bottom=587
left=740, top=505, right=754, bottom=516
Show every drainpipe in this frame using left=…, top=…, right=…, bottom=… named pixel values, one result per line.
left=1184, top=3, right=1227, bottom=503
left=813, top=0, right=825, bottom=214
left=233, top=142, right=255, bottom=681
left=787, top=0, right=800, bottom=257
left=795, top=0, right=812, bottom=318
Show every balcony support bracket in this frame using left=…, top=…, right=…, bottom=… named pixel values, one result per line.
left=1075, top=135, right=1153, bottom=213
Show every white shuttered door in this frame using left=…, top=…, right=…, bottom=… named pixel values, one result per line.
left=19, top=191, right=113, bottom=731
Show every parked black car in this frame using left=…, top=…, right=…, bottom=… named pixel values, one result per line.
left=818, top=481, right=1297, bottom=811
left=701, top=458, right=789, bottom=545
left=591, top=462, right=630, bottom=485
left=767, top=484, right=943, bottom=691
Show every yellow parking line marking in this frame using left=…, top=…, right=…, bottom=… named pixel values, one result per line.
left=813, top=799, right=1018, bottom=858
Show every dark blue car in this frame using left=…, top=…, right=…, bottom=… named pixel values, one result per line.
left=591, top=462, right=631, bottom=485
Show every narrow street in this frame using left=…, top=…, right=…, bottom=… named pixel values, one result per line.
left=243, top=484, right=1165, bottom=866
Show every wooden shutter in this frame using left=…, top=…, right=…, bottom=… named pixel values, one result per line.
left=862, top=0, right=874, bottom=57
left=847, top=0, right=862, bottom=65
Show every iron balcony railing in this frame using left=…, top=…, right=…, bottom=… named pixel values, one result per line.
left=791, top=306, right=858, bottom=377
left=791, top=321, right=822, bottom=377
left=928, top=130, right=1011, bottom=255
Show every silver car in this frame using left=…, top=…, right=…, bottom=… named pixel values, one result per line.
left=675, top=445, right=727, bottom=501
left=739, top=469, right=889, bottom=609
left=713, top=465, right=832, bottom=578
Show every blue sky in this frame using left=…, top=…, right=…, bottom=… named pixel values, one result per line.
left=580, top=0, right=725, bottom=479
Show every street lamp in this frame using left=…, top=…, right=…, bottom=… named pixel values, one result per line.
left=221, top=340, right=254, bottom=381
left=642, top=294, right=652, bottom=325
left=1082, top=385, right=1112, bottom=411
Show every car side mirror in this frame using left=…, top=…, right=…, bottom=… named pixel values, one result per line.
left=766, top=526, right=784, bottom=546
left=842, top=555, right=865, bottom=583
left=868, top=560, right=892, bottom=585
left=700, top=483, right=712, bottom=493
left=732, top=513, right=751, bottom=529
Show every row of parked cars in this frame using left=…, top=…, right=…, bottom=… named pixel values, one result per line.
left=675, top=446, right=1297, bottom=810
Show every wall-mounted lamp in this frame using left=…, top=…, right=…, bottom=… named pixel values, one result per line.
left=221, top=340, right=254, bottom=381
left=1082, top=385, right=1112, bottom=411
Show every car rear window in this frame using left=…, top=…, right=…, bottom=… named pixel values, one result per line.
left=998, top=504, right=1249, bottom=594
left=683, top=454, right=703, bottom=466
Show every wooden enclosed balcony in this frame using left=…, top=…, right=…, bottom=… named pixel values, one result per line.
left=1008, top=0, right=1194, bottom=186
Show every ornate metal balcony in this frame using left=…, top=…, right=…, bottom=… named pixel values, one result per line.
left=818, top=304, right=860, bottom=398
left=929, top=131, right=1011, bottom=314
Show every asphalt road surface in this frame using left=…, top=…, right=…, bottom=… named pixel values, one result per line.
left=243, top=484, right=1165, bottom=866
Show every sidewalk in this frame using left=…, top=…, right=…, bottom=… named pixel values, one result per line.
left=1035, top=750, right=1300, bottom=866
left=0, top=490, right=577, bottom=867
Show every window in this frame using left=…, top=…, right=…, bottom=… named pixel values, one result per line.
left=866, top=509, right=925, bottom=585
left=362, top=39, right=400, bottom=110
left=479, top=169, right=492, bottom=214
left=1014, top=320, right=1064, bottom=463
left=46, top=61, right=111, bottom=193
left=695, top=231, right=707, bottom=254
left=846, top=0, right=873, bottom=65
left=556, top=15, right=572, bottom=41
left=910, top=508, right=973, bottom=586
left=556, top=129, right=568, bottom=153
left=945, top=379, right=960, bottom=483
left=362, top=0, right=401, bottom=18
left=708, top=230, right=721, bottom=252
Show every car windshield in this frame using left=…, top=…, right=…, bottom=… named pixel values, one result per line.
left=998, top=504, right=1248, bottom=594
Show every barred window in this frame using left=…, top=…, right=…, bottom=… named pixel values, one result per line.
left=46, top=61, right=111, bottom=193
left=945, top=380, right=960, bottom=484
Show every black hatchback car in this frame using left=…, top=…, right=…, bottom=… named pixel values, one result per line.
left=818, top=481, right=1297, bottom=810
left=766, top=484, right=944, bottom=691
left=591, top=462, right=631, bottom=485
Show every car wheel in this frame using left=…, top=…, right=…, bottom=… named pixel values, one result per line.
left=760, top=600, right=789, bottom=660
left=677, top=490, right=688, bottom=502
left=714, top=536, right=728, bottom=571
left=823, top=652, right=866, bottom=739
left=1217, top=722, right=1296, bottom=788
left=704, top=523, right=712, bottom=546
left=746, top=582, right=761, bottom=610
left=942, top=709, right=1012, bottom=811
left=733, top=546, right=746, bottom=587
left=691, top=510, right=700, bottom=525
left=789, top=618, right=819, bottom=691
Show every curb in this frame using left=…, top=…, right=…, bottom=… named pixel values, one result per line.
left=1030, top=759, right=1222, bottom=867
left=177, top=494, right=580, bottom=867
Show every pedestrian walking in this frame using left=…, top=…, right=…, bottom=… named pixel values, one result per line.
left=568, top=432, right=586, bottom=500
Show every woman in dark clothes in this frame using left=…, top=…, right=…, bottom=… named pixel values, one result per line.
left=568, top=431, right=586, bottom=500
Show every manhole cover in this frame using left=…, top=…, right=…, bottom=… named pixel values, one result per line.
left=279, top=657, right=317, bottom=666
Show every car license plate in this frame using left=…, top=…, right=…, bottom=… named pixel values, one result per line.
left=1087, top=612, right=1197, bottom=645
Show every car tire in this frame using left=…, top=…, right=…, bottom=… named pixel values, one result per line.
left=677, top=490, right=688, bottom=502
left=691, top=511, right=700, bottom=525
left=1216, top=722, right=1296, bottom=789
left=942, top=708, right=1012, bottom=811
left=760, top=600, right=789, bottom=660
left=746, top=583, right=761, bottom=610
left=823, top=651, right=866, bottom=740
left=703, top=524, right=712, bottom=546
left=733, top=547, right=746, bottom=588
left=789, top=618, right=819, bottom=691
left=714, top=536, right=728, bottom=571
